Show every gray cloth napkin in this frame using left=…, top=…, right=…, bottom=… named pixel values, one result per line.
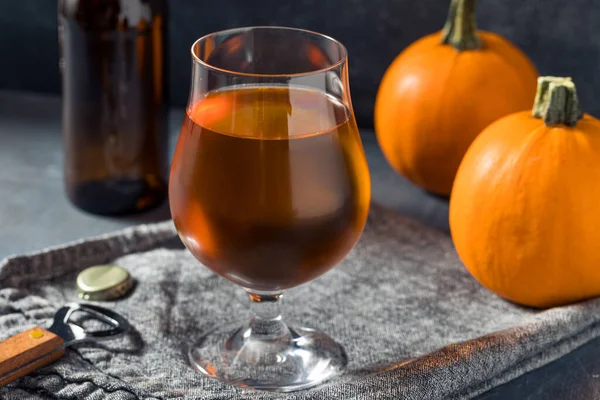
left=2, top=204, right=600, bottom=400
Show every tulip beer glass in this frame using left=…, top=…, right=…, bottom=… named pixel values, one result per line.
left=169, top=27, right=370, bottom=391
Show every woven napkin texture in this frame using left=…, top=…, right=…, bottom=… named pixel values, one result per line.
left=2, top=204, right=600, bottom=400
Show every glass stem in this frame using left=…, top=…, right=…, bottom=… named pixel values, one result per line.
left=247, top=291, right=290, bottom=339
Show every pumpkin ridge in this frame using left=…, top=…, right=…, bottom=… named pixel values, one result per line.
left=382, top=47, right=458, bottom=191
left=474, top=123, right=551, bottom=294
left=396, top=38, right=451, bottom=73
left=449, top=116, right=554, bottom=307
left=422, top=50, right=460, bottom=190
left=435, top=51, right=466, bottom=187
left=481, top=33, right=538, bottom=92
left=397, top=32, right=445, bottom=62
left=374, top=45, right=451, bottom=180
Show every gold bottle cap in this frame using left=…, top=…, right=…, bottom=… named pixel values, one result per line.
left=77, top=265, right=134, bottom=301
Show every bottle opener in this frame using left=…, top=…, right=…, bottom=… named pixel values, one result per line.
left=0, top=302, right=129, bottom=386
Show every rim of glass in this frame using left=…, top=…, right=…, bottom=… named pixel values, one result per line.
left=190, top=26, right=348, bottom=78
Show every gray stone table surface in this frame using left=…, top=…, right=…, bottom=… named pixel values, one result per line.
left=0, top=90, right=598, bottom=399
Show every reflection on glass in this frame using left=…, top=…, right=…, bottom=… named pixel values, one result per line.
left=169, top=26, right=370, bottom=391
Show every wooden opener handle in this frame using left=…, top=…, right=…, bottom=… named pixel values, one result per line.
left=0, top=327, right=65, bottom=387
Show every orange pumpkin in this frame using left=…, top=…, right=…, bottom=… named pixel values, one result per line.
left=450, top=77, right=600, bottom=308
left=375, top=0, right=538, bottom=195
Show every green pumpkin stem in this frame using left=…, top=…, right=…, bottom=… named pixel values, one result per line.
left=532, top=76, right=583, bottom=127
left=441, top=0, right=482, bottom=51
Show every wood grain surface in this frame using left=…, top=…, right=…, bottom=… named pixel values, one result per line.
left=0, top=327, right=65, bottom=387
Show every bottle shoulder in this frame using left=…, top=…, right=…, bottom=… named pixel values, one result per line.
left=58, top=0, right=167, bottom=31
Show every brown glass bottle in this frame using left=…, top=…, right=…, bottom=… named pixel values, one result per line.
left=59, top=0, right=168, bottom=215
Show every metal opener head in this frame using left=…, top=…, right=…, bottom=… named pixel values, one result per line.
left=48, top=302, right=130, bottom=346
left=0, top=302, right=131, bottom=387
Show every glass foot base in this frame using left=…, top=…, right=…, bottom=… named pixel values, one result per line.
left=188, top=321, right=347, bottom=392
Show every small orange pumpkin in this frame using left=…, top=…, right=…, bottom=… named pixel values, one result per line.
left=450, top=77, right=600, bottom=308
left=375, top=0, right=538, bottom=195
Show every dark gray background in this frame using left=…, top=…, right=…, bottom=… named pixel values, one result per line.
left=1, top=0, right=599, bottom=127
left=2, top=1, right=600, bottom=398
